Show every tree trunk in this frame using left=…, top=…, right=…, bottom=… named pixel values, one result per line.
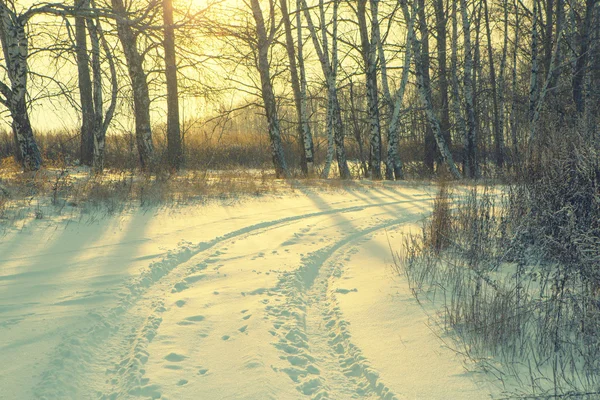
left=461, top=0, right=478, bottom=178
left=417, top=0, right=436, bottom=173
left=450, top=0, right=467, bottom=171
left=321, top=92, right=335, bottom=179
left=484, top=0, right=504, bottom=169
left=0, top=6, right=41, bottom=171
left=75, top=0, right=94, bottom=166
left=302, top=0, right=350, bottom=179
left=111, top=0, right=154, bottom=170
left=572, top=0, right=595, bottom=114
left=529, top=0, right=540, bottom=122
left=498, top=0, right=509, bottom=169
left=510, top=0, right=520, bottom=165
left=384, top=0, right=419, bottom=181
left=357, top=0, right=382, bottom=180
left=88, top=15, right=117, bottom=173
left=412, top=9, right=461, bottom=179
left=434, top=0, right=452, bottom=153
left=349, top=78, right=368, bottom=177
left=250, top=0, right=288, bottom=178
left=163, top=0, right=183, bottom=171
left=296, top=0, right=315, bottom=174
left=280, top=0, right=312, bottom=175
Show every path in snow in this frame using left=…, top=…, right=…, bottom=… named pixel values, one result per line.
left=0, top=183, right=498, bottom=399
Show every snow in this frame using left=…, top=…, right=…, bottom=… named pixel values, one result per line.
left=0, top=183, right=500, bottom=399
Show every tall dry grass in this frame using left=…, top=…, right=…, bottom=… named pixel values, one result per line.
left=396, top=139, right=600, bottom=398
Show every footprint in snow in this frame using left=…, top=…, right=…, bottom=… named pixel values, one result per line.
left=177, top=315, right=205, bottom=326
left=164, top=353, right=186, bottom=362
left=335, top=288, right=358, bottom=294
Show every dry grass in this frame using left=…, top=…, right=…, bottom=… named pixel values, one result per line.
left=395, top=172, right=600, bottom=398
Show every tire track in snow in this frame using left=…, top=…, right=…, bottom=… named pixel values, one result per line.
left=33, top=197, right=427, bottom=399
left=266, top=213, right=422, bottom=399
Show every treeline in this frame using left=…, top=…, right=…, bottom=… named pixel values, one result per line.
left=0, top=0, right=598, bottom=179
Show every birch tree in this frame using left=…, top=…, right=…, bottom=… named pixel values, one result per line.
left=74, top=0, right=94, bottom=166
left=88, top=9, right=117, bottom=173
left=296, top=0, right=314, bottom=175
left=411, top=2, right=461, bottom=179
left=250, top=0, right=288, bottom=178
left=302, top=0, right=350, bottom=179
left=163, top=0, right=183, bottom=170
left=280, top=0, right=314, bottom=175
left=383, top=0, right=418, bottom=181
left=450, top=0, right=467, bottom=169
left=483, top=0, right=504, bottom=169
left=529, top=0, right=540, bottom=122
left=417, top=0, right=436, bottom=172
left=110, top=0, right=154, bottom=170
left=0, top=3, right=42, bottom=171
left=460, top=0, right=478, bottom=178
left=433, top=0, right=451, bottom=153
left=373, top=1, right=404, bottom=180
left=357, top=0, right=382, bottom=179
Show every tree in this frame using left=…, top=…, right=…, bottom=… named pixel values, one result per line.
left=163, top=0, right=183, bottom=170
left=87, top=8, right=117, bottom=173
left=483, top=0, right=504, bottom=169
left=279, top=0, right=314, bottom=175
left=433, top=0, right=452, bottom=158
left=460, top=0, right=478, bottom=178
left=74, top=0, right=94, bottom=166
left=250, top=0, right=288, bottom=178
left=417, top=0, right=436, bottom=173
left=302, top=0, right=350, bottom=179
left=0, top=2, right=42, bottom=171
left=110, top=0, right=154, bottom=170
left=411, top=1, right=461, bottom=179
left=357, top=0, right=382, bottom=179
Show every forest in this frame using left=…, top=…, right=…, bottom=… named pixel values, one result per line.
left=1, top=0, right=600, bottom=399
left=0, top=0, right=596, bottom=180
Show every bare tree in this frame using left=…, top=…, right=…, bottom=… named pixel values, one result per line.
left=279, top=0, right=314, bottom=175
left=411, top=1, right=461, bottom=179
left=163, top=0, right=182, bottom=170
left=75, top=0, right=94, bottom=166
left=383, top=0, right=419, bottom=181
left=417, top=0, right=436, bottom=173
left=0, top=2, right=42, bottom=171
left=433, top=0, right=452, bottom=156
left=250, top=0, right=288, bottom=178
left=302, top=0, right=350, bottom=179
left=483, top=0, right=504, bottom=169
left=110, top=0, right=154, bottom=170
left=357, top=0, right=382, bottom=179
left=460, top=0, right=478, bottom=178
left=296, top=0, right=314, bottom=175
left=88, top=7, right=117, bottom=173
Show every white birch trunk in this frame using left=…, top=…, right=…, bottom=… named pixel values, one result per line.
left=250, top=0, right=288, bottom=178
left=412, top=30, right=461, bottom=179
left=460, top=0, right=478, bottom=178
left=110, top=0, right=154, bottom=170
left=302, top=0, right=350, bottom=179
left=0, top=5, right=41, bottom=171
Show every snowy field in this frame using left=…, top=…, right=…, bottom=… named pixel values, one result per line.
left=0, top=183, right=500, bottom=399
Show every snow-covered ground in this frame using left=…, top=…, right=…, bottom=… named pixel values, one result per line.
left=0, top=183, right=499, bottom=399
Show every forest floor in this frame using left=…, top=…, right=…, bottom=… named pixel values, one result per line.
left=0, top=181, right=501, bottom=399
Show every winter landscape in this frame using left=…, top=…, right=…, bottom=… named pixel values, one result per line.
left=1, top=0, right=600, bottom=399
